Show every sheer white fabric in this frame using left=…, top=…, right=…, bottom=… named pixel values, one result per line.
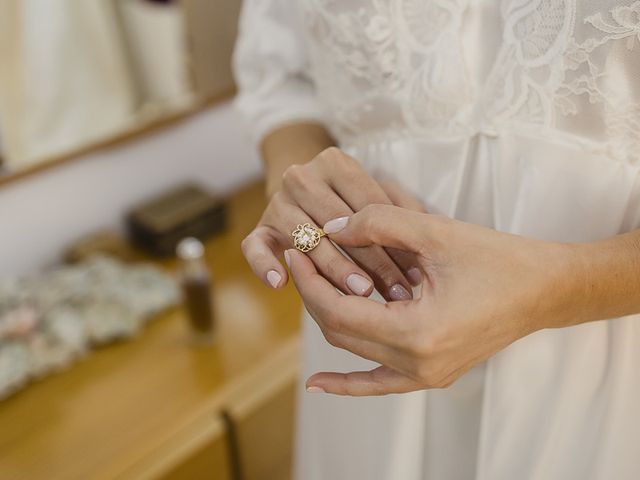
left=234, top=1, right=640, bottom=479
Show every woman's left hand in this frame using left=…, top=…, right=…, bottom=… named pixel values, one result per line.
left=286, top=204, right=585, bottom=395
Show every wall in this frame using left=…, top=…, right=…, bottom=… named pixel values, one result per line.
left=0, top=101, right=262, bottom=276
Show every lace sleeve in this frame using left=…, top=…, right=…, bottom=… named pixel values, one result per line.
left=232, top=0, right=324, bottom=143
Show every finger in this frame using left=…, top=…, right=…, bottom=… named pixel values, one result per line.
left=377, top=179, right=427, bottom=213
left=312, top=148, right=390, bottom=209
left=347, top=246, right=415, bottom=297
left=311, top=150, right=422, bottom=287
left=323, top=204, right=443, bottom=254
left=287, top=249, right=402, bottom=345
left=283, top=164, right=413, bottom=300
left=241, top=226, right=289, bottom=289
left=266, top=192, right=375, bottom=297
left=314, top=326, right=417, bottom=378
left=306, top=366, right=421, bottom=396
left=377, top=180, right=428, bottom=285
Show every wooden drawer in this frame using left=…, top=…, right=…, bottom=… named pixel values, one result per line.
left=119, top=414, right=232, bottom=480
left=223, top=342, right=299, bottom=480
left=158, top=420, right=232, bottom=480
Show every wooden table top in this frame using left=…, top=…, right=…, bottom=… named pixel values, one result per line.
left=0, top=181, right=302, bottom=480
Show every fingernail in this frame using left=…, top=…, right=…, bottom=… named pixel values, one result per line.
left=346, top=273, right=373, bottom=296
left=389, top=283, right=412, bottom=301
left=323, top=216, right=349, bottom=234
left=407, top=267, right=423, bottom=286
left=266, top=270, right=281, bottom=288
left=306, top=386, right=325, bottom=393
left=284, top=249, right=292, bottom=268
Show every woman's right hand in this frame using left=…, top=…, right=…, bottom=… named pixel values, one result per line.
left=241, top=147, right=425, bottom=301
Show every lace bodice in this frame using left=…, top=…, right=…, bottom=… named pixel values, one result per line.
left=234, top=0, right=640, bottom=164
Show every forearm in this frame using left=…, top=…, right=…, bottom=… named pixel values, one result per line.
left=571, top=230, right=640, bottom=324
left=260, top=122, right=335, bottom=196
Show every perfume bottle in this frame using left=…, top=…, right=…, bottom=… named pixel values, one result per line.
left=176, top=237, right=215, bottom=343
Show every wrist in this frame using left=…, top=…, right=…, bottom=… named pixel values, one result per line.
left=528, top=241, right=590, bottom=331
left=264, top=157, right=292, bottom=197
left=571, top=233, right=640, bottom=323
left=539, top=232, right=640, bottom=330
left=259, top=123, right=336, bottom=197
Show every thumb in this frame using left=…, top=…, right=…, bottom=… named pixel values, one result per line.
left=322, top=204, right=440, bottom=253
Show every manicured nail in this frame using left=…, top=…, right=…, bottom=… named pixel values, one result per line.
left=284, top=249, right=292, bottom=268
left=389, top=284, right=412, bottom=301
left=266, top=270, right=281, bottom=288
left=407, top=267, right=423, bottom=286
left=323, top=216, right=349, bottom=234
left=306, top=386, right=325, bottom=393
left=346, top=273, right=373, bottom=296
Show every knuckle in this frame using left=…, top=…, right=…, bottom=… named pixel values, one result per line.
left=406, top=333, right=452, bottom=387
left=241, top=232, right=262, bottom=258
left=359, top=205, right=378, bottom=234
left=244, top=245, right=269, bottom=269
left=407, top=332, right=438, bottom=359
left=267, top=191, right=292, bottom=221
left=360, top=204, right=386, bottom=228
left=359, top=253, right=402, bottom=285
left=315, top=146, right=343, bottom=165
left=422, top=334, right=440, bottom=357
left=240, top=236, right=251, bottom=255
left=315, top=147, right=357, bottom=172
left=369, top=260, right=398, bottom=285
left=424, top=214, right=455, bottom=251
left=327, top=334, right=341, bottom=349
left=322, top=310, right=343, bottom=335
left=413, top=363, right=430, bottom=385
left=321, top=260, right=339, bottom=281
left=322, top=329, right=341, bottom=348
left=269, top=191, right=287, bottom=212
left=437, top=377, right=456, bottom=389
left=405, top=335, right=425, bottom=358
left=270, top=190, right=285, bottom=203
left=281, top=164, right=309, bottom=189
left=414, top=362, right=440, bottom=387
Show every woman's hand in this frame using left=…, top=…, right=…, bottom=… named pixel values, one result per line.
left=242, top=147, right=425, bottom=301
left=286, top=205, right=586, bottom=395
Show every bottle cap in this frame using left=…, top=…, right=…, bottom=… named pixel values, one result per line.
left=176, top=237, right=205, bottom=259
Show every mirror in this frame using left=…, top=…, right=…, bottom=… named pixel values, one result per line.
left=0, top=0, right=240, bottom=178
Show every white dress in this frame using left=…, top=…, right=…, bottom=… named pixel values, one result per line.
left=233, top=1, right=640, bottom=479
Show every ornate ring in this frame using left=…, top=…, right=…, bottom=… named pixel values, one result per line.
left=292, top=223, right=326, bottom=253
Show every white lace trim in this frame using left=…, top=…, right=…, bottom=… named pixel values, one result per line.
left=302, top=0, right=640, bottom=164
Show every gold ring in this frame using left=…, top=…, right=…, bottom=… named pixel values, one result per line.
left=292, top=223, right=326, bottom=253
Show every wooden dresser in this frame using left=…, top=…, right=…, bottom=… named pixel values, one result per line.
left=0, top=182, right=302, bottom=480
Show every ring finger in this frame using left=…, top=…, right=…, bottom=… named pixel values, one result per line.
left=285, top=175, right=413, bottom=301
left=265, top=192, right=375, bottom=297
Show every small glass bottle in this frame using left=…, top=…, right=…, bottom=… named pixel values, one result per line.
left=176, top=237, right=215, bottom=344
